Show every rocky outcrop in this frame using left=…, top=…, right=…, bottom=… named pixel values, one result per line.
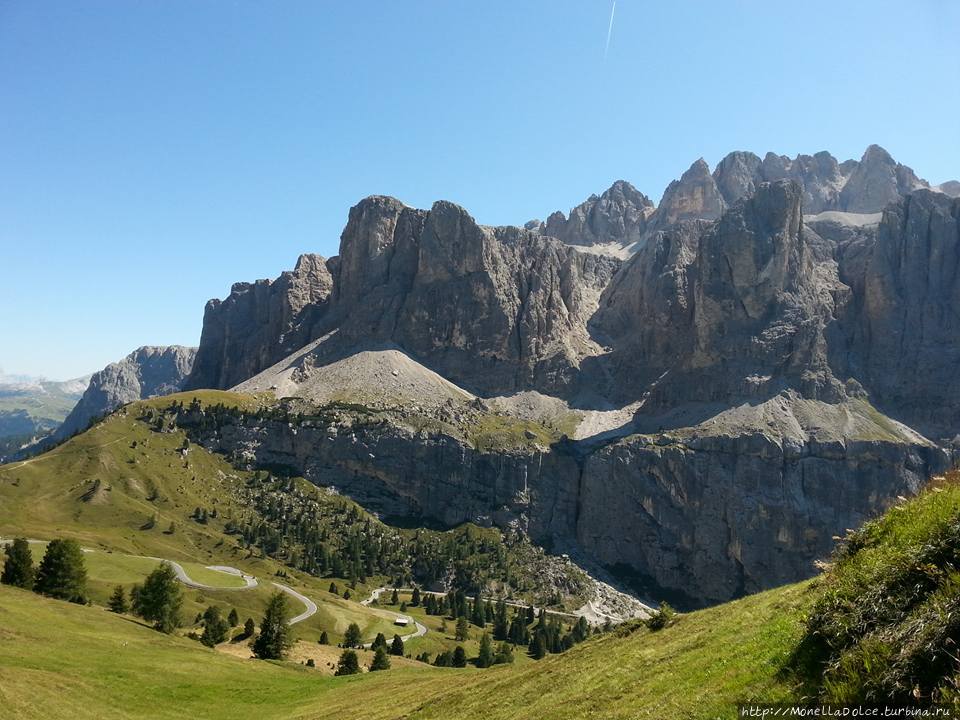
left=937, top=180, right=960, bottom=198
left=577, top=410, right=946, bottom=605
left=594, top=180, right=843, bottom=407
left=54, top=346, right=196, bottom=441
left=193, top=196, right=620, bottom=397
left=649, top=159, right=726, bottom=232
left=842, top=190, right=960, bottom=438
left=537, top=180, right=654, bottom=249
left=712, top=145, right=931, bottom=217
left=840, top=145, right=926, bottom=213
left=187, top=254, right=333, bottom=390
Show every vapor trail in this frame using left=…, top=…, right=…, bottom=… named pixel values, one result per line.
left=604, top=1, right=616, bottom=61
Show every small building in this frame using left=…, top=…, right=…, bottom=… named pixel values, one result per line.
left=394, top=616, right=411, bottom=627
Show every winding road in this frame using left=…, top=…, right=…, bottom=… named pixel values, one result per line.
left=0, top=537, right=318, bottom=627
left=270, top=581, right=318, bottom=625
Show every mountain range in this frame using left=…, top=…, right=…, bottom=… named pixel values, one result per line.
left=26, top=144, right=959, bottom=607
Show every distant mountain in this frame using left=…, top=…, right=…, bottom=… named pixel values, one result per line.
left=12, top=346, right=197, bottom=459
left=0, top=374, right=90, bottom=456
left=55, top=345, right=197, bottom=440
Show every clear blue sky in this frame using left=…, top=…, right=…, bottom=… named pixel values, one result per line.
left=1, top=1, right=958, bottom=380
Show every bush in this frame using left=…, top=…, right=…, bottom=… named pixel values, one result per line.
left=645, top=602, right=676, bottom=631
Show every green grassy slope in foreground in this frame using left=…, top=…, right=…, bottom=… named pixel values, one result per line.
left=0, top=579, right=811, bottom=720
left=792, top=470, right=960, bottom=704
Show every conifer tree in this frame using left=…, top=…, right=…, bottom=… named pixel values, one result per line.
left=433, top=650, right=451, bottom=667
left=228, top=607, right=239, bottom=627
left=252, top=592, right=293, bottom=659
left=108, top=585, right=128, bottom=613
left=455, top=615, right=469, bottom=641
left=494, top=641, right=514, bottom=664
left=411, top=586, right=421, bottom=606
left=476, top=632, right=493, bottom=668
left=390, top=588, right=399, bottom=605
left=335, top=649, right=360, bottom=675
left=137, top=563, right=182, bottom=633
left=35, top=538, right=87, bottom=603
left=452, top=645, right=467, bottom=667
left=318, top=630, right=329, bottom=645
left=530, top=632, right=547, bottom=659
left=493, top=599, right=508, bottom=641
left=1, top=538, right=35, bottom=590
left=201, top=605, right=230, bottom=647
left=390, top=634, right=404, bottom=656
left=343, top=622, right=362, bottom=648
left=369, top=646, right=391, bottom=671
left=243, top=617, right=256, bottom=639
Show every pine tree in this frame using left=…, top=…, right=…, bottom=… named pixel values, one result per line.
left=530, top=631, right=547, bottom=659
left=343, top=589, right=351, bottom=601
left=455, top=615, right=469, bottom=641
left=369, top=646, right=391, bottom=671
left=471, top=596, right=486, bottom=627
left=137, top=563, right=182, bottom=633
left=328, top=581, right=339, bottom=595
left=335, top=649, right=360, bottom=675
left=371, top=632, right=387, bottom=651
left=494, top=641, right=514, bottom=664
left=228, top=608, right=239, bottom=627
left=573, top=616, right=589, bottom=643
left=411, top=586, right=421, bottom=606
left=130, top=584, right=143, bottom=615
left=318, top=630, right=329, bottom=645
left=243, top=617, right=256, bottom=639
left=492, top=599, right=508, bottom=641
left=390, top=588, right=399, bottom=605
left=201, top=605, right=230, bottom=647
left=108, top=585, right=128, bottom=613
left=1, top=537, right=35, bottom=589
left=476, top=632, right=493, bottom=668
left=343, top=622, right=362, bottom=648
left=252, top=592, right=294, bottom=659
left=433, top=650, right=451, bottom=667
left=35, top=538, right=87, bottom=603
left=390, top=634, right=404, bottom=656
left=452, top=645, right=467, bottom=668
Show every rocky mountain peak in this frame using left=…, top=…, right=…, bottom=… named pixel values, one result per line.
left=840, top=144, right=927, bottom=213
left=649, top=157, right=726, bottom=231
left=539, top=179, right=654, bottom=250
left=50, top=345, right=197, bottom=444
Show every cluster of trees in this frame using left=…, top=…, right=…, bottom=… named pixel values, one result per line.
left=370, top=632, right=406, bottom=657
left=398, top=586, right=595, bottom=664
left=2, top=537, right=87, bottom=603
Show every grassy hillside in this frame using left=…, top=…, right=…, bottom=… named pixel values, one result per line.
left=790, top=469, right=960, bottom=704
left=0, top=578, right=811, bottom=719
left=0, top=391, right=588, bottom=648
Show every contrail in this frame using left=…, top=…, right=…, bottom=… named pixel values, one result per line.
left=604, top=1, right=616, bottom=61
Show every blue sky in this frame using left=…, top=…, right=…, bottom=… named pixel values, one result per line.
left=1, top=1, right=958, bottom=380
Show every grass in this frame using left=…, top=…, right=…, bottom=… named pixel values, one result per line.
left=790, top=469, right=960, bottom=704
left=466, top=413, right=557, bottom=452
left=0, top=575, right=813, bottom=719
